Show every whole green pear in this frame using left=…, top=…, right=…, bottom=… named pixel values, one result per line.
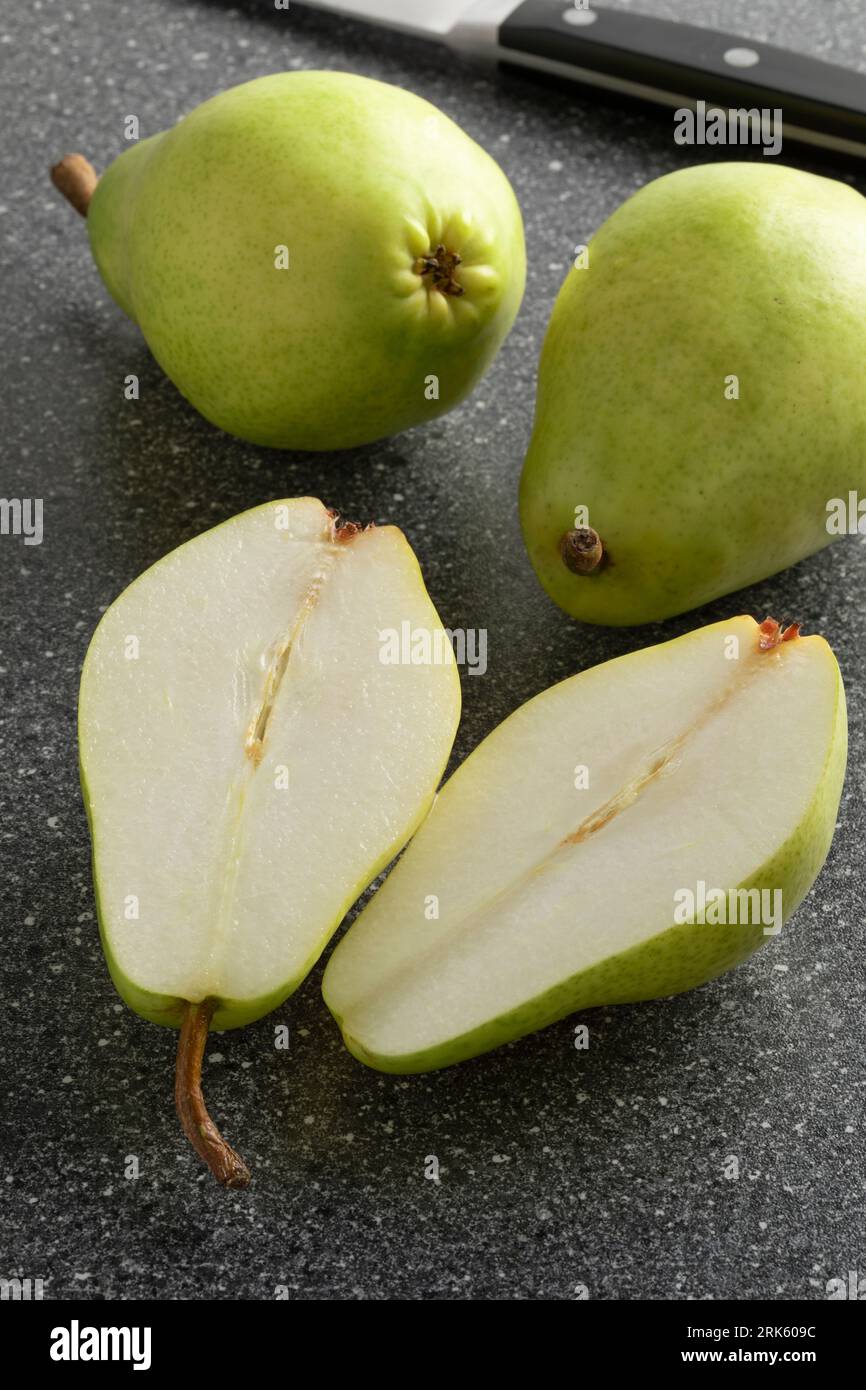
left=520, top=163, right=866, bottom=625
left=64, top=72, right=525, bottom=449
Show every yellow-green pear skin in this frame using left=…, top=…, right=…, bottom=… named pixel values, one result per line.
left=520, top=163, right=866, bottom=625
left=85, top=72, right=526, bottom=449
left=323, top=617, right=846, bottom=1073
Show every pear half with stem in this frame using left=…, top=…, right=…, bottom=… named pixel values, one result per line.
left=79, top=498, right=461, bottom=1184
left=323, top=616, right=846, bottom=1073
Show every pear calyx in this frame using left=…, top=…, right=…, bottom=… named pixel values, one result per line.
left=325, top=509, right=376, bottom=544
left=413, top=244, right=465, bottom=297
left=560, top=527, right=605, bottom=576
left=50, top=153, right=99, bottom=217
left=175, top=1000, right=251, bottom=1189
left=758, top=617, right=802, bottom=651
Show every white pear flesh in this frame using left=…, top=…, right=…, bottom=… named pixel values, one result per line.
left=79, top=498, right=460, bottom=1030
left=323, top=616, right=846, bottom=1072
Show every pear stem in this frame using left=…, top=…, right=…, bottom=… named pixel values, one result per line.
left=175, top=999, right=251, bottom=1189
left=50, top=153, right=98, bottom=217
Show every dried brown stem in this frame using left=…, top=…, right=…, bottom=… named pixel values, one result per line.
left=50, top=153, right=98, bottom=217
left=175, top=999, right=251, bottom=1189
left=758, top=617, right=802, bottom=651
left=560, top=526, right=605, bottom=576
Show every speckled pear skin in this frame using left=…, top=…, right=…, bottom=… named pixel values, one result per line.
left=335, top=636, right=847, bottom=1075
left=86, top=71, right=526, bottom=449
left=520, top=163, right=866, bottom=625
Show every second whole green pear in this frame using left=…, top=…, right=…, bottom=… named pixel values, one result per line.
left=520, top=163, right=866, bottom=625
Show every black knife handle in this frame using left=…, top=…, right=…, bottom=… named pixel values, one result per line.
left=498, top=2, right=866, bottom=144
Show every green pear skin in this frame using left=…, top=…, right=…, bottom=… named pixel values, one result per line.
left=84, top=71, right=526, bottom=449
left=520, top=163, right=866, bottom=625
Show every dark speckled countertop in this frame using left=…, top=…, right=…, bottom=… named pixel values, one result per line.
left=1, top=0, right=864, bottom=1301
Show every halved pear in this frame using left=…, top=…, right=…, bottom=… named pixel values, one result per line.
left=79, top=498, right=460, bottom=1183
left=323, top=616, right=846, bottom=1074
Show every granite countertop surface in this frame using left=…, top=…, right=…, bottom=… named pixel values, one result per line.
left=1, top=0, right=864, bottom=1301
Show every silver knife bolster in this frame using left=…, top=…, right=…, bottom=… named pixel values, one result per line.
left=450, top=0, right=523, bottom=55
